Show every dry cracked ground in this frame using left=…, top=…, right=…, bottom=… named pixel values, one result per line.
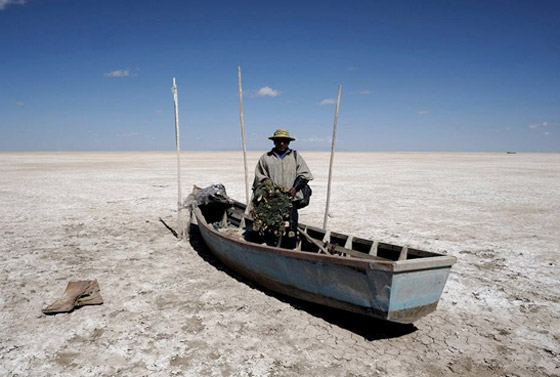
left=1, top=151, right=559, bottom=377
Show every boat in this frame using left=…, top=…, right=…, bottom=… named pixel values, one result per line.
left=189, top=185, right=457, bottom=324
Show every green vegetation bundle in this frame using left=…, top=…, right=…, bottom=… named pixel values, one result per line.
left=251, top=180, right=292, bottom=237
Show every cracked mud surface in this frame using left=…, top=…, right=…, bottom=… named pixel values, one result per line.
left=1, top=151, right=559, bottom=376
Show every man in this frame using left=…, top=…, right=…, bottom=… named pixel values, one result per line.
left=253, top=128, right=313, bottom=248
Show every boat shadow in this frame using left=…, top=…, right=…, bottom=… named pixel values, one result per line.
left=188, top=225, right=417, bottom=341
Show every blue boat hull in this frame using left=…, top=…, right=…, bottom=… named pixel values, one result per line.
left=194, top=208, right=455, bottom=324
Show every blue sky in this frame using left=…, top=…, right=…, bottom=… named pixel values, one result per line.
left=1, top=0, right=559, bottom=151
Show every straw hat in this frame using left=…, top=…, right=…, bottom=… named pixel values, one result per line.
left=268, top=128, right=296, bottom=141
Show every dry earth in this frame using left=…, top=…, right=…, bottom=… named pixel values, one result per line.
left=1, top=151, right=559, bottom=377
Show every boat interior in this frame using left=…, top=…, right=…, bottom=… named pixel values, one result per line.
left=197, top=200, right=445, bottom=263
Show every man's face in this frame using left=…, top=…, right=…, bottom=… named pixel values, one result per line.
left=273, top=138, right=290, bottom=152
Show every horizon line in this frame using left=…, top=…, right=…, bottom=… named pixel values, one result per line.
left=0, top=149, right=556, bottom=154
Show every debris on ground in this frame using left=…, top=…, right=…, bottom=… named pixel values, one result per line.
left=42, top=280, right=103, bottom=315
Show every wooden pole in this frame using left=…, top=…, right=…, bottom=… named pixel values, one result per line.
left=323, top=85, right=342, bottom=230
left=237, top=66, right=250, bottom=206
left=171, top=77, right=184, bottom=238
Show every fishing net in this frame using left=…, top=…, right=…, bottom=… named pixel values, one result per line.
left=250, top=180, right=292, bottom=237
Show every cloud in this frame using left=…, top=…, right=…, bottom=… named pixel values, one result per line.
left=529, top=121, right=560, bottom=129
left=347, top=66, right=358, bottom=71
left=104, top=69, right=136, bottom=78
left=359, top=90, right=371, bottom=95
left=529, top=121, right=547, bottom=129
left=529, top=121, right=559, bottom=136
left=255, top=86, right=280, bottom=97
left=15, top=101, right=24, bottom=106
left=320, top=98, right=337, bottom=105
left=417, top=110, right=429, bottom=115
left=0, top=0, right=25, bottom=11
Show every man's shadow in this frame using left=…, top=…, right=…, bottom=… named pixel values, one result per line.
left=188, top=225, right=417, bottom=341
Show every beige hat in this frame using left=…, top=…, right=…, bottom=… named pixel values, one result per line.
left=268, top=128, right=296, bottom=141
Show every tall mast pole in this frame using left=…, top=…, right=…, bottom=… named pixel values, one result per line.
left=172, top=77, right=184, bottom=238
left=323, top=85, right=342, bottom=230
left=237, top=66, right=250, bottom=206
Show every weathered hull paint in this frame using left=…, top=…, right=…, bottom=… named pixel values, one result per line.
left=386, top=268, right=452, bottom=322
left=195, top=209, right=453, bottom=324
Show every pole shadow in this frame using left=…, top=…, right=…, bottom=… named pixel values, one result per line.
left=188, top=224, right=417, bottom=341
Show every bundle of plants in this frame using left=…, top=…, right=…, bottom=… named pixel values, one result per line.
left=250, top=180, right=292, bottom=237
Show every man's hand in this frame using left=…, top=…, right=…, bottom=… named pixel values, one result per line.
left=288, top=187, right=297, bottom=197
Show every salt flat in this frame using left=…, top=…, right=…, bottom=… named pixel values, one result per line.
left=1, top=151, right=558, bottom=376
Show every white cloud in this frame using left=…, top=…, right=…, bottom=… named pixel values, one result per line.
left=320, top=98, right=337, bottom=105
left=0, top=0, right=25, bottom=11
left=417, top=110, right=429, bottom=115
left=359, top=90, right=371, bottom=95
left=104, top=69, right=134, bottom=78
left=256, top=86, right=280, bottom=97
left=529, top=121, right=559, bottom=136
left=347, top=66, right=358, bottom=71
left=529, top=121, right=560, bottom=129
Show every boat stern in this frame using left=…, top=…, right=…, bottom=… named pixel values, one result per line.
left=385, top=263, right=454, bottom=323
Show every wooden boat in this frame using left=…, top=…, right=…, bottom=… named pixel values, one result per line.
left=191, top=191, right=457, bottom=324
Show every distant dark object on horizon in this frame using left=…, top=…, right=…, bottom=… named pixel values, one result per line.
left=506, top=152, right=517, bottom=154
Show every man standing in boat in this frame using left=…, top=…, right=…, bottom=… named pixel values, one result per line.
left=253, top=129, right=313, bottom=249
